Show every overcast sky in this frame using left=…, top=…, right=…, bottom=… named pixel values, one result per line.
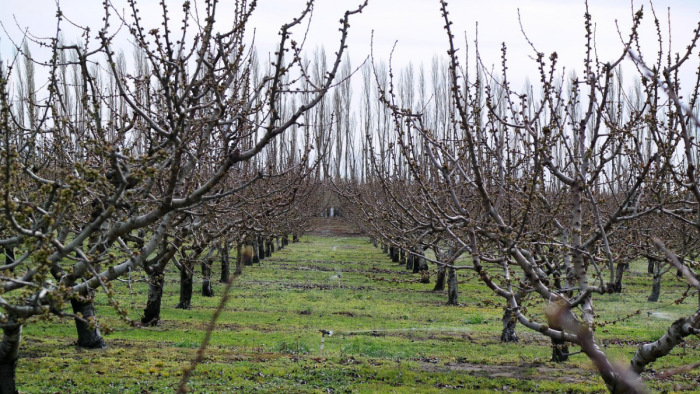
left=1, top=0, right=699, bottom=89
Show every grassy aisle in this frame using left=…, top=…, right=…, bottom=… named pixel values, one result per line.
left=17, top=235, right=700, bottom=392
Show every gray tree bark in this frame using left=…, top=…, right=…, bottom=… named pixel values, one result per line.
left=220, top=241, right=231, bottom=282
left=0, top=324, right=21, bottom=394
left=630, top=313, right=700, bottom=374
left=447, top=267, right=458, bottom=305
left=71, top=296, right=107, bottom=349
left=433, top=265, right=446, bottom=291
left=142, top=270, right=165, bottom=326
left=501, top=288, right=526, bottom=342
left=176, top=264, right=194, bottom=310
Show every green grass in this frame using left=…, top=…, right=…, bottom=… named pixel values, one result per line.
left=15, top=234, right=700, bottom=392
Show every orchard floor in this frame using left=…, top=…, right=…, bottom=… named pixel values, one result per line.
left=16, top=219, right=700, bottom=392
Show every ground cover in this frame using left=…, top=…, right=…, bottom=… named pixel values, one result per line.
left=15, top=220, right=700, bottom=392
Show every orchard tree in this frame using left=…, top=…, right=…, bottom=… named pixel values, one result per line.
left=0, top=0, right=367, bottom=391
left=343, top=1, right=700, bottom=392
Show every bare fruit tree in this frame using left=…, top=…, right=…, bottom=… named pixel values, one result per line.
left=342, top=1, right=700, bottom=392
left=0, top=0, right=367, bottom=391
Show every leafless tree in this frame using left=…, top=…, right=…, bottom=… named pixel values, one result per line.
left=341, top=1, right=700, bottom=392
left=0, top=0, right=367, bottom=390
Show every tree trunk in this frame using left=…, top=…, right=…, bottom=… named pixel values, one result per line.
left=648, top=272, right=662, bottom=302
left=265, top=238, right=273, bottom=257
left=500, top=308, right=518, bottom=342
left=201, top=247, right=215, bottom=297
left=647, top=259, right=662, bottom=302
left=251, top=239, right=260, bottom=264
left=382, top=243, right=388, bottom=254
left=0, top=324, right=21, bottom=394
left=399, top=248, right=406, bottom=266
left=412, top=247, right=424, bottom=274
left=550, top=320, right=569, bottom=362
left=433, top=265, right=446, bottom=291
left=631, top=312, right=700, bottom=374
left=71, top=296, right=107, bottom=348
left=276, top=237, right=281, bottom=251
left=0, top=323, right=21, bottom=394
left=293, top=234, right=299, bottom=243
left=258, top=236, right=266, bottom=260
left=176, top=263, right=193, bottom=309
left=447, top=267, right=458, bottom=305
left=243, top=245, right=253, bottom=266
left=500, top=288, right=525, bottom=342
left=419, top=253, right=429, bottom=271
left=235, top=243, right=244, bottom=276
left=406, top=251, right=413, bottom=270
left=613, top=262, right=626, bottom=293
left=141, top=270, right=164, bottom=326
left=201, top=261, right=214, bottom=297
left=220, top=241, right=231, bottom=283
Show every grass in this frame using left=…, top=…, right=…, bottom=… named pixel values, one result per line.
left=15, top=232, right=700, bottom=392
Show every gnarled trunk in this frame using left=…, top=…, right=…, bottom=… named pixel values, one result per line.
left=500, top=309, right=518, bottom=342
left=433, top=265, right=446, bottom=291
left=447, top=267, right=458, bottom=305
left=141, top=270, right=164, bottom=326
left=647, top=258, right=664, bottom=302
left=176, top=264, right=193, bottom=309
left=500, top=288, right=525, bottom=342
left=250, top=239, right=259, bottom=264
left=258, top=236, right=266, bottom=260
left=201, top=262, right=214, bottom=297
left=631, top=312, right=700, bottom=374
left=390, top=245, right=399, bottom=263
left=412, top=247, right=425, bottom=274
left=613, top=262, right=627, bottom=293
left=71, top=295, right=107, bottom=349
left=235, top=242, right=245, bottom=276
left=201, top=247, right=215, bottom=297
left=220, top=241, right=231, bottom=282
left=0, top=323, right=21, bottom=394
left=550, top=326, right=569, bottom=362
left=648, top=274, right=661, bottom=302
left=141, top=246, right=176, bottom=326
left=265, top=238, right=273, bottom=257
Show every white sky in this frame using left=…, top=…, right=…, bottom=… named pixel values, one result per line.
left=1, top=0, right=699, bottom=91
